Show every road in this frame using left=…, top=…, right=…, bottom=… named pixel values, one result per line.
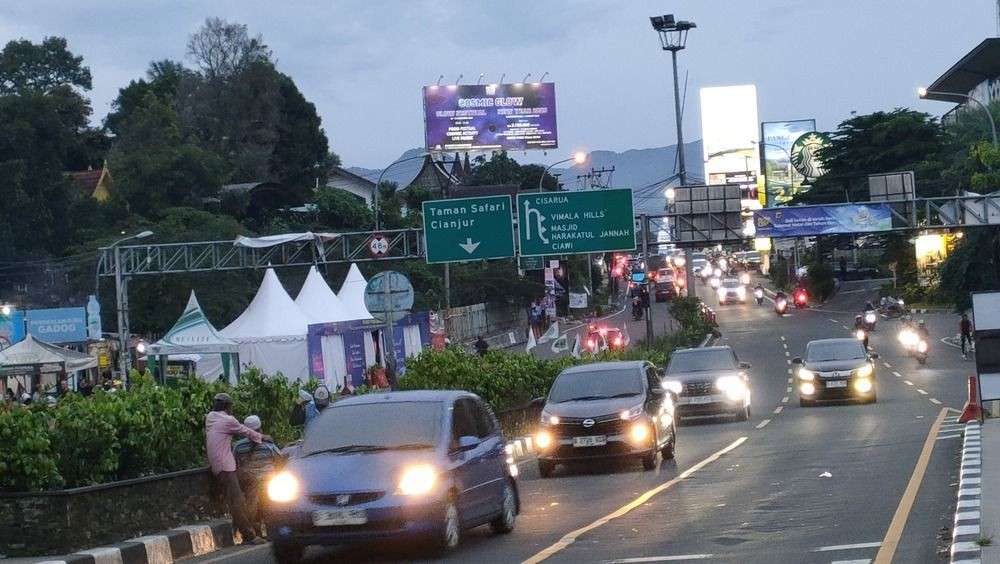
left=195, top=279, right=968, bottom=563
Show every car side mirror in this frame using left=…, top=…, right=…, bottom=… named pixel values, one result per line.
left=738, top=361, right=751, bottom=369
left=529, top=396, right=546, bottom=407
left=792, top=357, right=802, bottom=364
left=457, top=436, right=480, bottom=451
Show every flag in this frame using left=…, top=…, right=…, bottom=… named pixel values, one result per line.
left=539, top=322, right=559, bottom=344
left=571, top=333, right=582, bottom=359
left=550, top=334, right=569, bottom=353
left=526, top=328, right=537, bottom=352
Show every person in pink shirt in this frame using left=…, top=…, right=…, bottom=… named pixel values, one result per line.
left=205, top=392, right=271, bottom=544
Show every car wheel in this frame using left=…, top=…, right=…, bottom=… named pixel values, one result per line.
left=538, top=459, right=555, bottom=478
left=641, top=449, right=659, bottom=470
left=799, top=397, right=813, bottom=408
left=433, top=496, right=461, bottom=554
left=661, top=424, right=676, bottom=460
left=490, top=480, right=517, bottom=534
left=272, top=543, right=304, bottom=564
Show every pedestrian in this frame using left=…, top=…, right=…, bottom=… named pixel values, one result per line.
left=4, top=388, right=15, bottom=404
left=290, top=385, right=332, bottom=427
left=79, top=378, right=94, bottom=397
left=233, top=415, right=283, bottom=537
left=960, top=313, right=974, bottom=360
left=205, top=392, right=270, bottom=545
left=475, top=335, right=489, bottom=356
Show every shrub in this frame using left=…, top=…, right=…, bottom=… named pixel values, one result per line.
left=0, top=407, right=61, bottom=491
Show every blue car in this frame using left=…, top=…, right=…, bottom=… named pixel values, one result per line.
left=263, top=390, right=519, bottom=561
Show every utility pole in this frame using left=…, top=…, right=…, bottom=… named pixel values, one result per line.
left=641, top=215, right=654, bottom=343
left=114, top=245, right=130, bottom=380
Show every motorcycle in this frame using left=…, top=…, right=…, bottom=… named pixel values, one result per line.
left=897, top=326, right=929, bottom=364
left=854, top=326, right=869, bottom=349
left=794, top=289, right=808, bottom=309
left=754, top=287, right=764, bottom=306
left=775, top=297, right=788, bottom=316
left=881, top=298, right=906, bottom=318
left=863, top=310, right=878, bottom=332
left=631, top=297, right=643, bottom=321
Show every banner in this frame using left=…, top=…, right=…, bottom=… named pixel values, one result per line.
left=423, top=83, right=558, bottom=151
left=25, top=307, right=87, bottom=344
left=569, top=292, right=588, bottom=309
left=753, top=204, right=893, bottom=238
left=761, top=119, right=816, bottom=206
left=700, top=85, right=762, bottom=210
left=0, top=310, right=24, bottom=350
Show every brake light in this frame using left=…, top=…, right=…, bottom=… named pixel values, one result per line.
left=614, top=337, right=622, bottom=346
left=588, top=339, right=596, bottom=349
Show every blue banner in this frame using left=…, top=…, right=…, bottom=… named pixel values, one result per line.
left=753, top=204, right=893, bottom=237
left=25, top=307, right=88, bottom=344
left=0, top=310, right=25, bottom=350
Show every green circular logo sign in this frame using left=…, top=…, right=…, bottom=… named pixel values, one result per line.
left=790, top=131, right=831, bottom=179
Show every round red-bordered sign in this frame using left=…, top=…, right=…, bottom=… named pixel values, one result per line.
left=370, top=234, right=389, bottom=257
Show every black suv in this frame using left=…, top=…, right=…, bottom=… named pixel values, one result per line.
left=534, top=361, right=677, bottom=477
left=661, top=346, right=752, bottom=421
left=794, top=338, right=878, bottom=406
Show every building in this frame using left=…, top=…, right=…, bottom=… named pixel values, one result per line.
left=66, top=162, right=113, bottom=202
left=924, top=38, right=1000, bottom=123
left=327, top=166, right=377, bottom=205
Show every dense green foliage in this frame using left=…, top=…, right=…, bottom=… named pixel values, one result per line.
left=804, top=260, right=836, bottom=301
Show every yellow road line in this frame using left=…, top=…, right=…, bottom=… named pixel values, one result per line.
left=521, top=437, right=747, bottom=564
left=872, top=407, right=947, bottom=564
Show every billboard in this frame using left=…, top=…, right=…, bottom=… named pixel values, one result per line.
left=753, top=204, right=893, bottom=238
left=761, top=119, right=816, bottom=206
left=699, top=85, right=763, bottom=209
left=0, top=310, right=25, bottom=350
left=423, top=83, right=558, bottom=151
left=25, top=307, right=88, bottom=344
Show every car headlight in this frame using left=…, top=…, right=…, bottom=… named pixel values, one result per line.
left=855, top=329, right=866, bottom=341
left=797, top=368, right=815, bottom=381
left=662, top=379, right=683, bottom=394
left=399, top=464, right=438, bottom=496
left=854, top=378, right=873, bottom=393
left=629, top=422, right=650, bottom=444
left=736, top=286, right=746, bottom=297
left=865, top=313, right=877, bottom=324
left=716, top=375, right=746, bottom=401
left=800, top=382, right=816, bottom=395
left=620, top=405, right=643, bottom=420
left=267, top=471, right=300, bottom=503
left=535, top=430, right=553, bottom=450
left=855, top=363, right=873, bottom=378
left=540, top=410, right=559, bottom=425
left=917, top=340, right=928, bottom=353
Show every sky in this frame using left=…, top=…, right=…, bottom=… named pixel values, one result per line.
left=0, top=0, right=995, bottom=169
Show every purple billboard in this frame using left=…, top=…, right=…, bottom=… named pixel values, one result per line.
left=422, top=83, right=558, bottom=151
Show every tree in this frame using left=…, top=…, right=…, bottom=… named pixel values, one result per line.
left=0, top=37, right=91, bottom=95
left=464, top=151, right=560, bottom=190
left=269, top=73, right=334, bottom=202
left=313, top=187, right=373, bottom=230
left=186, top=17, right=271, bottom=80
left=105, top=60, right=189, bottom=135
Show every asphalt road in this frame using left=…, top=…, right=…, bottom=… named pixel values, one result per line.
left=193, top=278, right=967, bottom=563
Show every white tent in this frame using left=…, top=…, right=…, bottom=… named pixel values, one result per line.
left=147, top=292, right=239, bottom=382
left=221, top=268, right=311, bottom=381
left=337, top=263, right=374, bottom=320
left=0, top=335, right=97, bottom=394
left=295, top=266, right=350, bottom=324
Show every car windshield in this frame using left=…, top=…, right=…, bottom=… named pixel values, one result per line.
left=806, top=341, right=867, bottom=362
left=667, top=350, right=736, bottom=373
left=722, top=279, right=741, bottom=288
left=548, top=369, right=643, bottom=402
left=301, top=402, right=441, bottom=456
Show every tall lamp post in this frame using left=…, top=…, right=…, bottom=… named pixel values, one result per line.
left=918, top=87, right=997, bottom=146
left=651, top=14, right=697, bottom=312
left=109, top=230, right=153, bottom=383
left=538, top=151, right=588, bottom=190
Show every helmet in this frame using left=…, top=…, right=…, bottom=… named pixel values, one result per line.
left=314, top=385, right=331, bottom=409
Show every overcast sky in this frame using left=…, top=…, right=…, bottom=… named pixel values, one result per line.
left=1, top=0, right=994, bottom=168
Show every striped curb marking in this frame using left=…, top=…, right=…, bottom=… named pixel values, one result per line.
left=36, top=521, right=238, bottom=564
left=951, top=421, right=982, bottom=564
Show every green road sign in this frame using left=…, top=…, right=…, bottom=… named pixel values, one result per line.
left=517, top=189, right=636, bottom=257
left=422, top=195, right=515, bottom=264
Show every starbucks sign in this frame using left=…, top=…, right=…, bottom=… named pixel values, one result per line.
left=790, top=131, right=831, bottom=179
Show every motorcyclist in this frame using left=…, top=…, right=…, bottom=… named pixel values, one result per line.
left=960, top=313, right=974, bottom=360
left=916, top=320, right=930, bottom=342
left=754, top=284, right=765, bottom=305
left=854, top=315, right=869, bottom=348
left=774, top=291, right=788, bottom=314
left=631, top=294, right=643, bottom=320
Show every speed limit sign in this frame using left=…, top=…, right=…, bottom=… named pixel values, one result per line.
left=370, top=234, right=389, bottom=257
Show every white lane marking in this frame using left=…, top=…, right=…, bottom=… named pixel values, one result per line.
left=787, top=368, right=793, bottom=374
left=605, top=556, right=715, bottom=563
left=786, top=387, right=793, bottom=393
left=917, top=389, right=928, bottom=395
left=830, top=560, right=871, bottom=564
left=904, top=380, right=914, bottom=386
left=812, top=541, right=883, bottom=552
left=929, top=398, right=942, bottom=405
left=786, top=359, right=791, bottom=365
left=892, top=371, right=902, bottom=378
left=784, top=351, right=790, bottom=357
left=781, top=396, right=789, bottom=403
left=755, top=419, right=771, bottom=429
left=773, top=406, right=784, bottom=414
left=787, top=378, right=793, bottom=384
left=884, top=362, right=892, bottom=368
left=937, top=434, right=961, bottom=441
left=842, top=325, right=849, bottom=330
left=830, top=318, right=839, bottom=323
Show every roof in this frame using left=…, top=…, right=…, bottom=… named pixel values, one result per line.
left=559, top=360, right=646, bottom=374
left=149, top=292, right=238, bottom=355
left=0, top=334, right=97, bottom=372
left=333, top=390, right=473, bottom=406
left=336, top=263, right=374, bottom=320
left=806, top=338, right=860, bottom=346
left=220, top=181, right=281, bottom=194
left=672, top=345, right=733, bottom=354
left=925, top=38, right=1000, bottom=103
left=221, top=268, right=311, bottom=339
left=328, top=166, right=376, bottom=188
left=295, top=266, right=351, bottom=324
left=66, top=164, right=113, bottom=201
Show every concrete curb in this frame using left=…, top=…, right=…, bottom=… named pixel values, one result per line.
left=951, top=421, right=983, bottom=564
left=26, top=520, right=238, bottom=564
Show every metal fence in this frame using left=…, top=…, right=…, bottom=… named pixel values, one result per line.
left=444, top=303, right=527, bottom=344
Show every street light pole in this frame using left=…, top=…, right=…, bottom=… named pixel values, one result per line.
left=919, top=87, right=998, bottom=146
left=107, top=230, right=153, bottom=384
left=538, top=152, right=587, bottom=191
left=670, top=48, right=687, bottom=186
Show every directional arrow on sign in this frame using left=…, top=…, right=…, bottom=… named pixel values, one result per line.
left=459, top=238, right=481, bottom=254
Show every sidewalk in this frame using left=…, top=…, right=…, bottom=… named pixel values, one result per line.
left=981, top=419, right=1000, bottom=563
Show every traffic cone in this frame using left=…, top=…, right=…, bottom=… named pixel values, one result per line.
left=959, top=375, right=984, bottom=423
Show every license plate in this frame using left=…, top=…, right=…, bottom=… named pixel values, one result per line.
left=680, top=395, right=717, bottom=405
left=573, top=435, right=607, bottom=447
left=826, top=380, right=847, bottom=388
left=312, top=508, right=368, bottom=526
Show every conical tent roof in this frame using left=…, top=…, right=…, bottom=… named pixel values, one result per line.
left=295, top=266, right=349, bottom=323
left=0, top=334, right=97, bottom=372
left=150, top=292, right=237, bottom=354
left=222, top=268, right=310, bottom=339
left=337, top=263, right=374, bottom=320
